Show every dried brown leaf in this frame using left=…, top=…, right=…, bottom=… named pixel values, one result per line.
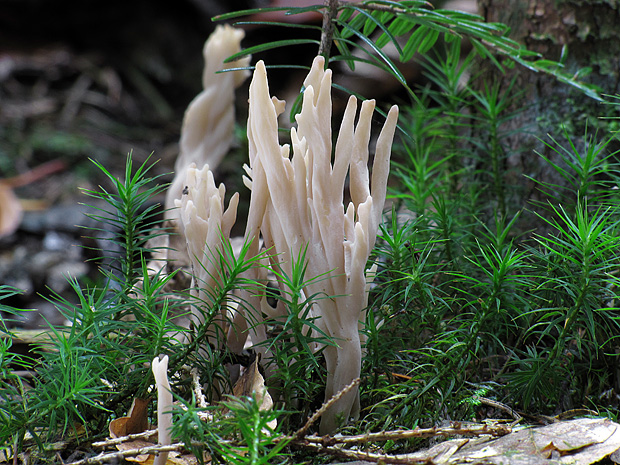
left=436, top=418, right=620, bottom=464
left=109, top=416, right=155, bottom=463
left=0, top=181, right=22, bottom=238
left=231, top=354, right=276, bottom=430
left=107, top=398, right=201, bottom=465
left=126, top=398, right=151, bottom=435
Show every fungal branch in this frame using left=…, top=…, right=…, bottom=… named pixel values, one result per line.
left=243, top=56, right=398, bottom=433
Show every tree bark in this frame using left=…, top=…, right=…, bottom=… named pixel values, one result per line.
left=475, top=0, right=620, bottom=210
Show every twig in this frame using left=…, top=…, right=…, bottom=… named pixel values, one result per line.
left=59, top=73, right=92, bottom=127
left=285, top=422, right=511, bottom=464
left=92, top=429, right=158, bottom=448
left=89, top=407, right=509, bottom=465
left=318, top=0, right=339, bottom=59
left=315, top=0, right=436, bottom=61
left=301, top=422, right=512, bottom=447
left=191, top=367, right=210, bottom=409
left=297, top=442, right=430, bottom=464
left=294, top=377, right=360, bottom=439
left=12, top=438, right=18, bottom=465
left=4, top=159, right=66, bottom=188
left=354, top=1, right=433, bottom=15
left=66, top=443, right=185, bottom=465
left=474, top=396, right=522, bottom=423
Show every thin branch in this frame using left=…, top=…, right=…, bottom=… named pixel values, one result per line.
left=297, top=442, right=429, bottom=464
left=4, top=159, right=66, bottom=188
left=302, top=422, right=512, bottom=446
left=92, top=429, right=158, bottom=448
left=66, top=443, right=185, bottom=465
left=87, top=408, right=510, bottom=465
left=353, top=1, right=433, bottom=15
left=294, top=377, right=360, bottom=439
left=286, top=422, right=511, bottom=464
left=318, top=0, right=339, bottom=59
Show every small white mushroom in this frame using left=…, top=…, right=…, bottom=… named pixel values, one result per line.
left=164, top=25, right=250, bottom=268
left=176, top=163, right=239, bottom=348
left=152, top=355, right=173, bottom=465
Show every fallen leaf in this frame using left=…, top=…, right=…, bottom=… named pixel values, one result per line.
left=0, top=181, right=22, bottom=238
left=418, top=418, right=620, bottom=464
left=0, top=159, right=66, bottom=238
left=109, top=416, right=155, bottom=463
left=167, top=453, right=200, bottom=465
left=126, top=398, right=151, bottom=435
left=108, top=397, right=203, bottom=465
left=232, top=353, right=276, bottom=430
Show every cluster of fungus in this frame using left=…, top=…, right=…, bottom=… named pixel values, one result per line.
left=154, top=25, right=398, bottom=435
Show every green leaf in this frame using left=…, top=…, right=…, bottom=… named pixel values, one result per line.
left=470, top=37, right=504, bottom=72
left=348, top=6, right=402, bottom=56
left=333, top=29, right=356, bottom=71
left=336, top=18, right=408, bottom=86
left=289, top=88, right=305, bottom=124
left=418, top=28, right=440, bottom=54
left=224, top=38, right=320, bottom=63
left=212, top=5, right=323, bottom=22
left=362, top=10, right=382, bottom=36
left=389, top=15, right=416, bottom=37
left=231, top=20, right=322, bottom=31
left=532, top=59, right=563, bottom=70
left=338, top=7, right=354, bottom=23
left=341, top=9, right=369, bottom=39
left=401, top=25, right=428, bottom=61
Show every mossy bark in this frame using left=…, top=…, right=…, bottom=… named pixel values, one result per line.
left=475, top=0, right=620, bottom=211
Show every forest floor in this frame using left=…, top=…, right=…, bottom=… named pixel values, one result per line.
left=3, top=1, right=620, bottom=464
